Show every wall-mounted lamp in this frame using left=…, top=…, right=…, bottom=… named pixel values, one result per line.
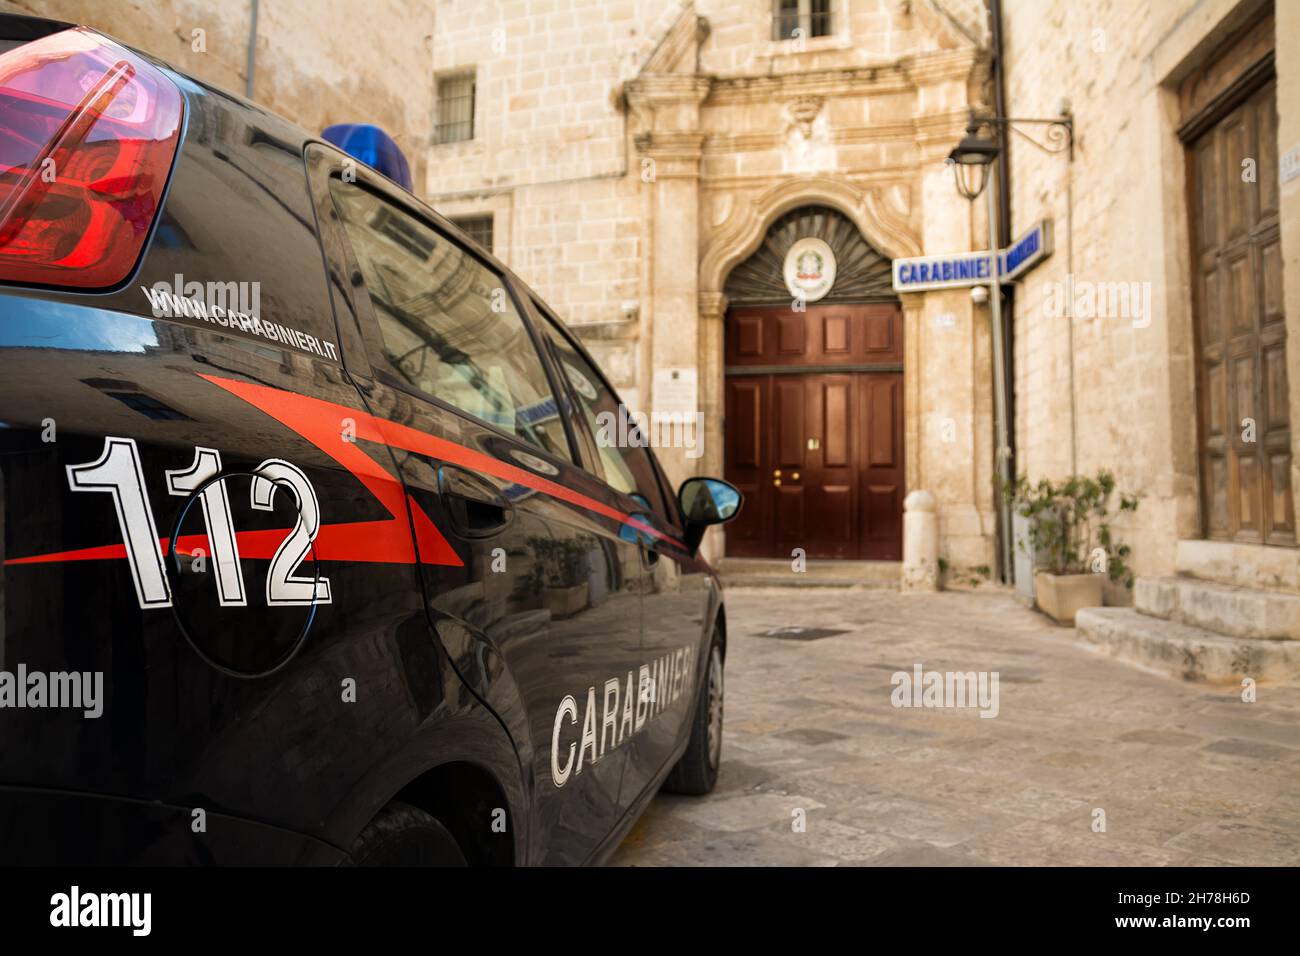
left=946, top=121, right=1001, bottom=200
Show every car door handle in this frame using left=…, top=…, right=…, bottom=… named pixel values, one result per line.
left=437, top=464, right=514, bottom=537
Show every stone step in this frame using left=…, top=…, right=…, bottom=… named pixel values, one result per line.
left=1136, top=575, right=1300, bottom=640
left=1076, top=607, right=1300, bottom=684
left=717, top=558, right=900, bottom=589
left=1175, top=539, right=1300, bottom=593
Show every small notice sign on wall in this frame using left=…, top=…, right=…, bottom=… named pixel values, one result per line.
left=654, top=367, right=698, bottom=416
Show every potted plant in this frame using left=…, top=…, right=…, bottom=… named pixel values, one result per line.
left=1003, top=471, right=1138, bottom=625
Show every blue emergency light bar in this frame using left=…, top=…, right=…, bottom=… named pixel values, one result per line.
left=321, top=123, right=413, bottom=191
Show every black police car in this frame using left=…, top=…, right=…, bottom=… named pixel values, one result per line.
left=0, top=14, right=740, bottom=865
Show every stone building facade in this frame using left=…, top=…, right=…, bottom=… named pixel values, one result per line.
left=430, top=0, right=998, bottom=571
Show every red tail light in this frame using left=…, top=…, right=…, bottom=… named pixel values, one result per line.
left=0, top=28, right=183, bottom=288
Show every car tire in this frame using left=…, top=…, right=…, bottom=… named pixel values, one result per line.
left=662, top=632, right=723, bottom=795
left=348, top=801, right=468, bottom=866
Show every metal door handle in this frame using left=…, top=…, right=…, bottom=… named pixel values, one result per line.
left=437, top=465, right=514, bottom=537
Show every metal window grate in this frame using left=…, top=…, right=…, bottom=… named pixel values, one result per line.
left=436, top=73, right=475, bottom=144
left=772, top=0, right=833, bottom=41
left=451, top=214, right=493, bottom=253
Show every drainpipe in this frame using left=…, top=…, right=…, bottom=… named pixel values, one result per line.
left=990, top=0, right=1016, bottom=582
left=987, top=174, right=1014, bottom=587
left=245, top=0, right=259, bottom=100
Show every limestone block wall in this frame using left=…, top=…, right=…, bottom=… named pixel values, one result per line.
left=427, top=0, right=677, bottom=394
left=5, top=0, right=436, bottom=189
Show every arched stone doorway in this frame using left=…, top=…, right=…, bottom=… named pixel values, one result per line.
left=719, top=205, right=904, bottom=560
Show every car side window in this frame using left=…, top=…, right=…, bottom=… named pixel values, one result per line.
left=645, top=448, right=684, bottom=533
left=540, top=318, right=667, bottom=515
left=329, top=180, right=568, bottom=460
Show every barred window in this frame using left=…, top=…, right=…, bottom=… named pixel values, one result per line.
left=451, top=214, right=494, bottom=253
left=773, top=0, right=832, bottom=41
left=435, top=72, right=475, bottom=144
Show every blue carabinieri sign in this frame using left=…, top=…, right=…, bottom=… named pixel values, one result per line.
left=891, top=220, right=1053, bottom=293
left=1000, top=219, right=1052, bottom=281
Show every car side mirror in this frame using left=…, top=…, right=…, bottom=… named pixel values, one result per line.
left=677, top=477, right=742, bottom=554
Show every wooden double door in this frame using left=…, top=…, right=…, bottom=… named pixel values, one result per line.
left=724, top=303, right=904, bottom=560
left=1184, top=18, right=1292, bottom=546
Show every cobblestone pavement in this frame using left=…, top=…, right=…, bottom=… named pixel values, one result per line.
left=610, top=587, right=1300, bottom=866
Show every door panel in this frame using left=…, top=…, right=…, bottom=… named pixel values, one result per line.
left=777, top=312, right=807, bottom=355
left=734, top=313, right=764, bottom=357
left=823, top=379, right=850, bottom=467
left=824, top=312, right=850, bottom=353
left=860, top=373, right=904, bottom=559
left=724, top=377, right=769, bottom=552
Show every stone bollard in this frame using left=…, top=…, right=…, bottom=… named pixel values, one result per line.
left=901, top=489, right=938, bottom=593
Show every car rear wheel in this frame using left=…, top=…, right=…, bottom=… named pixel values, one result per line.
left=348, top=801, right=468, bottom=866
left=662, top=633, right=723, bottom=795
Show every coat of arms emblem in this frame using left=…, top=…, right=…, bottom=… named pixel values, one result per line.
left=783, top=237, right=837, bottom=302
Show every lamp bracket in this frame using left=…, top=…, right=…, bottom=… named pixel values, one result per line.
left=970, top=111, right=1074, bottom=161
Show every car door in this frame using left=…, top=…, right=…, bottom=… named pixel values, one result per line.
left=634, top=446, right=716, bottom=783
left=530, top=315, right=701, bottom=806
left=315, top=153, right=644, bottom=865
